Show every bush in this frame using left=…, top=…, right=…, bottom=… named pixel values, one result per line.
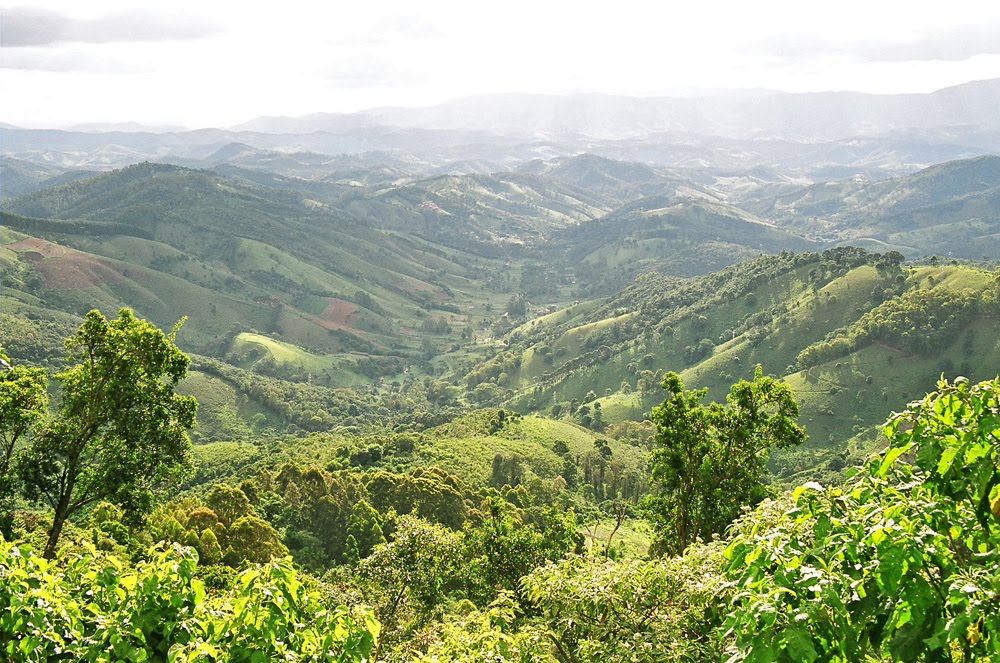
left=0, top=541, right=378, bottom=661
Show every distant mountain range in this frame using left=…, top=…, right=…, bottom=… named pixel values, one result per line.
left=3, top=80, right=1000, bottom=180
left=230, top=79, right=1000, bottom=141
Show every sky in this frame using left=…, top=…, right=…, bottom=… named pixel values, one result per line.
left=3, top=0, right=1000, bottom=129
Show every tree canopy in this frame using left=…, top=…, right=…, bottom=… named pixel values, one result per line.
left=0, top=354, right=48, bottom=512
left=646, top=366, right=805, bottom=554
left=13, top=308, right=197, bottom=558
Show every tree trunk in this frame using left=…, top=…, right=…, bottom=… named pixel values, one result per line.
left=43, top=489, right=73, bottom=559
left=43, top=513, right=66, bottom=559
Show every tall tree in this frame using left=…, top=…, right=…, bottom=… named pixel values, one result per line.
left=0, top=350, right=48, bottom=532
left=646, top=366, right=805, bottom=554
left=17, top=308, right=197, bottom=558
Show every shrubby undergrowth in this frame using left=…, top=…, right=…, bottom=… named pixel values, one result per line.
left=0, top=541, right=378, bottom=662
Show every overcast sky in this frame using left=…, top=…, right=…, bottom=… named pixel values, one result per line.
left=3, top=0, right=1000, bottom=129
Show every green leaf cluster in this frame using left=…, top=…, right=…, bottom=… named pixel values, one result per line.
left=724, top=377, right=1000, bottom=661
left=0, top=540, right=377, bottom=662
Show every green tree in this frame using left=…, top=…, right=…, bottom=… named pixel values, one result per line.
left=16, top=309, right=197, bottom=558
left=523, top=545, right=727, bottom=663
left=225, top=515, right=289, bottom=565
left=346, top=499, right=386, bottom=559
left=464, top=499, right=579, bottom=606
left=646, top=366, right=805, bottom=554
left=0, top=354, right=48, bottom=518
left=206, top=483, right=252, bottom=527
left=411, top=593, right=549, bottom=663
left=356, top=515, right=462, bottom=658
left=198, top=527, right=223, bottom=565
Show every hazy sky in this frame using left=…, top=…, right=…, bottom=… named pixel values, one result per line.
left=3, top=0, right=1000, bottom=128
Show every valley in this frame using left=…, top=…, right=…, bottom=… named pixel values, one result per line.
left=3, top=146, right=998, bottom=458
left=2, top=85, right=1000, bottom=661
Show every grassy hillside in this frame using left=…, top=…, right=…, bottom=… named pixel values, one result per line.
left=750, top=155, right=1000, bottom=257
left=517, top=153, right=711, bottom=207
left=487, top=249, right=999, bottom=481
left=1, top=165, right=527, bottom=369
left=7, top=155, right=999, bottom=474
left=548, top=198, right=819, bottom=293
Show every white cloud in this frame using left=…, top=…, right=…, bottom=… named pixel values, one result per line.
left=2, top=0, right=1000, bottom=127
left=0, top=6, right=220, bottom=47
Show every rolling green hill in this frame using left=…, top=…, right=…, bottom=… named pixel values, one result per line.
left=750, top=155, right=1000, bottom=257
left=0, top=157, right=97, bottom=200
left=548, top=198, right=819, bottom=293
left=517, top=153, right=709, bottom=207
left=480, top=249, right=999, bottom=482
left=6, top=154, right=1000, bottom=458
left=1, top=164, right=514, bottom=362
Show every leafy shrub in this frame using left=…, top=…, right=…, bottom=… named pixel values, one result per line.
left=0, top=541, right=378, bottom=661
left=724, top=377, right=1000, bottom=662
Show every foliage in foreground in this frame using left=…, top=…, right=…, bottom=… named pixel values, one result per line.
left=725, top=376, right=1000, bottom=662
left=410, top=376, right=1000, bottom=663
left=523, top=543, right=727, bottom=663
left=0, top=540, right=377, bottom=662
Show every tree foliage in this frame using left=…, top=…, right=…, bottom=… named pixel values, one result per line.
left=0, top=541, right=377, bottom=662
left=524, top=543, right=726, bottom=663
left=15, top=308, right=197, bottom=558
left=0, top=359, right=48, bottom=509
left=646, top=366, right=806, bottom=554
left=354, top=515, right=463, bottom=658
left=796, top=285, right=990, bottom=369
left=725, top=377, right=1000, bottom=662
left=410, top=593, right=549, bottom=663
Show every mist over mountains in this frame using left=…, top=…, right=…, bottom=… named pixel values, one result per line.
left=233, top=78, right=1000, bottom=140
left=4, top=80, right=1000, bottom=180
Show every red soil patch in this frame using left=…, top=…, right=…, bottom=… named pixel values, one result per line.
left=394, top=278, right=434, bottom=294
left=8, top=238, right=128, bottom=290
left=9, top=238, right=61, bottom=255
left=312, top=298, right=359, bottom=331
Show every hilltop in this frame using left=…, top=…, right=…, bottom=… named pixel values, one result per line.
left=745, top=155, right=1000, bottom=257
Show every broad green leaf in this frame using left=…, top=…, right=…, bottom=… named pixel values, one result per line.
left=878, top=443, right=912, bottom=477
left=936, top=445, right=960, bottom=476
left=782, top=628, right=818, bottom=663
